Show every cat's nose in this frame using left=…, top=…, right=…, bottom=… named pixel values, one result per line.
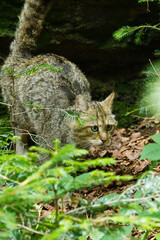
left=101, top=138, right=107, bottom=143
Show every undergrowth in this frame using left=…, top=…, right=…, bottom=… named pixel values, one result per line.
left=0, top=133, right=160, bottom=239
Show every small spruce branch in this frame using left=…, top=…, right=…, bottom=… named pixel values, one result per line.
left=113, top=24, right=160, bottom=41
left=2, top=64, right=62, bottom=79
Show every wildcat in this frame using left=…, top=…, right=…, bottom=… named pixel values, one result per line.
left=0, top=0, right=117, bottom=161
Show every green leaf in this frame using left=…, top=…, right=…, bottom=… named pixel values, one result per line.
left=57, top=175, right=74, bottom=196
left=101, top=226, right=133, bottom=240
left=0, top=179, right=5, bottom=186
left=79, top=236, right=88, bottom=240
left=89, top=229, right=104, bottom=240
left=94, top=193, right=120, bottom=205
left=151, top=133, right=160, bottom=144
left=156, top=232, right=160, bottom=240
left=140, top=143, right=160, bottom=161
left=0, top=210, right=17, bottom=231
left=134, top=190, right=143, bottom=199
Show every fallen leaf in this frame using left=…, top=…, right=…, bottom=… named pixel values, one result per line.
left=133, top=160, right=150, bottom=173
left=99, top=150, right=107, bottom=157
left=130, top=132, right=141, bottom=140
left=120, top=146, right=128, bottom=153
left=41, top=210, right=52, bottom=217
left=112, top=149, right=121, bottom=159
left=119, top=128, right=127, bottom=134
left=121, top=136, right=130, bottom=143
left=123, top=150, right=141, bottom=161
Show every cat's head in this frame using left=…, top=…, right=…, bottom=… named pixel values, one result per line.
left=71, top=92, right=117, bottom=149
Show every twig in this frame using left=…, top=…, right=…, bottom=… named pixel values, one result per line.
left=54, top=187, right=59, bottom=228
left=149, top=59, right=160, bottom=80
left=0, top=101, right=12, bottom=107
left=0, top=126, right=51, bottom=150
left=0, top=174, right=20, bottom=185
left=18, top=224, right=46, bottom=235
left=146, top=0, right=150, bottom=12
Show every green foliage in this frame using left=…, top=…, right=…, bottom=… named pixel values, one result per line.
left=113, top=0, right=160, bottom=122
left=140, top=133, right=160, bottom=168
left=113, top=26, right=142, bottom=41
left=138, top=0, right=160, bottom=2
left=100, top=226, right=133, bottom=240
left=17, top=64, right=63, bottom=77
left=0, top=140, right=133, bottom=239
left=2, top=64, right=63, bottom=79
left=1, top=135, right=160, bottom=239
left=91, top=171, right=160, bottom=237
left=0, top=119, right=15, bottom=155
left=113, top=24, right=160, bottom=44
left=70, top=171, right=160, bottom=239
left=139, top=59, right=160, bottom=118
left=64, top=110, right=97, bottom=126
left=113, top=0, right=160, bottom=45
left=156, top=232, right=160, bottom=240
left=64, top=110, right=84, bottom=125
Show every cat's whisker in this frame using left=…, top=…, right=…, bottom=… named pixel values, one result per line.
left=78, top=141, right=92, bottom=149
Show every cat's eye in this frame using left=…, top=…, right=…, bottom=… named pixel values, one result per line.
left=91, top=125, right=99, bottom=132
left=106, top=125, right=113, bottom=131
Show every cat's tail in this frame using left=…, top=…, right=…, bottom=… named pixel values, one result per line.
left=10, top=0, right=52, bottom=58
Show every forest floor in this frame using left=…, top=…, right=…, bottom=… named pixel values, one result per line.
left=43, top=117, right=160, bottom=239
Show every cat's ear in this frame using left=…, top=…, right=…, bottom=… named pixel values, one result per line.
left=75, top=94, right=89, bottom=111
left=101, top=92, right=115, bottom=112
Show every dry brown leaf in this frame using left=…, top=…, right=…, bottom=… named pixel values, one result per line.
left=123, top=150, right=141, bottom=161
left=133, top=160, right=150, bottom=173
left=119, top=146, right=128, bottom=153
left=41, top=210, right=53, bottom=217
left=99, top=150, right=107, bottom=157
left=128, top=141, right=136, bottom=147
left=112, top=149, right=121, bottom=159
left=136, top=139, right=148, bottom=150
left=119, top=128, right=127, bottom=134
left=121, top=136, right=130, bottom=143
left=111, top=141, right=122, bottom=150
left=130, top=132, right=141, bottom=140
left=137, top=119, right=148, bottom=129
